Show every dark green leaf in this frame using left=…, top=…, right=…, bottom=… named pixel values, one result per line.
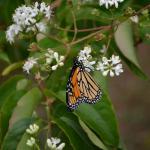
left=55, top=90, right=119, bottom=148
left=0, top=75, right=24, bottom=107
left=1, top=118, right=33, bottom=150
left=0, top=90, right=26, bottom=141
left=38, top=37, right=61, bottom=49
left=52, top=102, right=99, bottom=150
left=79, top=119, right=108, bottom=150
left=0, top=51, right=10, bottom=64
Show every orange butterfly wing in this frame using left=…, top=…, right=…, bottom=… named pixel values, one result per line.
left=66, top=59, right=102, bottom=110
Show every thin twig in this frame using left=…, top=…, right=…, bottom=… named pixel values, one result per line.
left=71, top=10, right=78, bottom=42
left=55, top=25, right=111, bottom=33
left=133, top=4, right=150, bottom=16
left=69, top=26, right=111, bottom=46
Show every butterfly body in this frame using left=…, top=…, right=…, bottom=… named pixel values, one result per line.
left=66, top=58, right=102, bottom=110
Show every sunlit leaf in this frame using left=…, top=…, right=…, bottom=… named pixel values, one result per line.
left=2, top=62, right=23, bottom=76
left=114, top=21, right=148, bottom=79
left=9, top=88, right=42, bottom=127
left=0, top=90, right=26, bottom=140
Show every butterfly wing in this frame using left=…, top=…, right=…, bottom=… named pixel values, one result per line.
left=78, top=70, right=102, bottom=104
left=66, top=59, right=102, bottom=110
left=66, top=66, right=83, bottom=110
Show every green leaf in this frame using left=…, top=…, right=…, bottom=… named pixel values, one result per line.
left=79, top=119, right=108, bottom=150
left=16, top=133, right=31, bottom=150
left=52, top=103, right=99, bottom=150
left=9, top=88, right=42, bottom=127
left=0, top=0, right=24, bottom=24
left=38, top=37, right=61, bottom=49
left=2, top=62, right=23, bottom=76
left=115, top=47, right=148, bottom=80
left=17, top=119, right=43, bottom=150
left=76, top=93, right=119, bottom=147
left=0, top=51, right=10, bottom=64
left=55, top=90, right=119, bottom=148
left=0, top=90, right=26, bottom=141
left=1, top=118, right=33, bottom=150
left=0, top=75, right=24, bottom=107
left=114, top=21, right=148, bottom=79
left=16, top=79, right=29, bottom=91
left=115, top=21, right=139, bottom=66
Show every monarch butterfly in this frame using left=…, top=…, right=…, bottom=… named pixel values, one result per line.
left=66, top=58, right=102, bottom=110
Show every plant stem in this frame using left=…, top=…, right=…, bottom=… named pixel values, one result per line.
left=71, top=10, right=78, bottom=42
left=69, top=26, right=111, bottom=46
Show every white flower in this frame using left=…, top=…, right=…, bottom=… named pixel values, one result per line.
left=45, top=48, right=55, bottom=64
left=78, top=46, right=96, bottom=72
left=96, top=55, right=123, bottom=77
left=36, top=21, right=47, bottom=33
left=13, top=2, right=51, bottom=27
left=45, top=48, right=65, bottom=71
left=26, top=137, right=35, bottom=147
left=13, top=5, right=38, bottom=27
left=82, top=60, right=96, bottom=72
left=111, top=55, right=120, bottom=64
left=6, top=2, right=52, bottom=43
left=99, top=0, right=124, bottom=9
left=100, top=45, right=107, bottom=53
left=130, top=15, right=139, bottom=23
left=26, top=123, right=39, bottom=134
left=23, top=57, right=37, bottom=74
left=47, top=137, right=65, bottom=150
left=114, top=63, right=123, bottom=76
left=6, top=24, right=22, bottom=43
left=78, top=46, right=92, bottom=61
left=39, top=2, right=52, bottom=20
left=57, top=143, right=66, bottom=150
left=51, top=53, right=64, bottom=70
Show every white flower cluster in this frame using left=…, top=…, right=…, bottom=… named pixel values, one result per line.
left=23, top=57, right=37, bottom=74
left=6, top=2, right=52, bottom=44
left=99, top=0, right=124, bottom=9
left=25, top=124, right=65, bottom=149
left=26, top=124, right=39, bottom=147
left=22, top=48, right=65, bottom=74
left=26, top=123, right=39, bottom=134
left=96, top=55, right=123, bottom=77
left=78, top=46, right=96, bottom=72
left=45, top=48, right=65, bottom=71
left=47, top=137, right=65, bottom=150
left=78, top=46, right=123, bottom=77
